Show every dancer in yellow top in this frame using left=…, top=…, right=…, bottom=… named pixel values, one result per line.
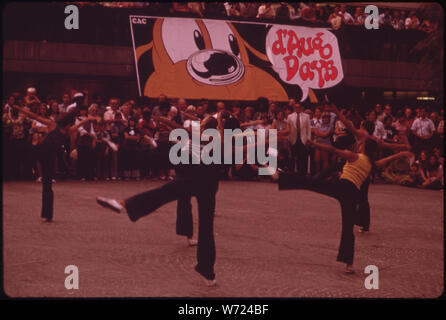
left=276, top=139, right=413, bottom=273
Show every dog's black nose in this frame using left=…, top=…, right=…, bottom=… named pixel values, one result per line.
left=187, top=49, right=244, bottom=85
left=192, top=52, right=237, bottom=78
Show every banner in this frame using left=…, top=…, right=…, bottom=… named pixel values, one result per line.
left=129, top=16, right=344, bottom=102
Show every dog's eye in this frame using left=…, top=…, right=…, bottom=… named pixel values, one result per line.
left=162, top=18, right=202, bottom=63
left=194, top=30, right=205, bottom=50
left=202, top=20, right=241, bottom=58
left=228, top=34, right=239, bottom=56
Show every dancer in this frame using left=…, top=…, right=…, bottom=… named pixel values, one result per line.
left=320, top=104, right=411, bottom=232
left=12, top=105, right=97, bottom=222
left=153, top=113, right=205, bottom=247
left=274, top=138, right=413, bottom=273
left=96, top=113, right=271, bottom=286
left=96, top=116, right=221, bottom=286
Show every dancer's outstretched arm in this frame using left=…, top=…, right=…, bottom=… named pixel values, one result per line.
left=327, top=104, right=362, bottom=140
left=374, top=151, right=414, bottom=169
left=307, top=140, right=358, bottom=163
left=69, top=116, right=98, bottom=133
left=152, top=115, right=183, bottom=129
left=327, top=104, right=410, bottom=151
left=181, top=111, right=200, bottom=121
left=377, top=140, right=411, bottom=151
left=12, top=105, right=55, bottom=130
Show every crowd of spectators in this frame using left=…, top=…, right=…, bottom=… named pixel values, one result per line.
left=70, top=2, right=439, bottom=33
left=3, top=87, right=444, bottom=190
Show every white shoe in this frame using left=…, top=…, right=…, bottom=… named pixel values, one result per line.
left=188, top=238, right=198, bottom=246
left=96, top=197, right=124, bottom=213
left=358, top=226, right=369, bottom=233
left=205, top=279, right=217, bottom=287
left=36, top=177, right=42, bottom=183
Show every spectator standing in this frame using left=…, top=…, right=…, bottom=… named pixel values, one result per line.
left=272, top=109, right=291, bottom=170
left=405, top=10, right=420, bottom=29
left=339, top=4, right=354, bottom=25
left=4, top=95, right=15, bottom=117
left=332, top=109, right=355, bottom=150
left=24, top=87, right=41, bottom=107
left=108, top=111, right=125, bottom=180
left=75, top=105, right=97, bottom=181
left=391, top=11, right=405, bottom=30
left=93, top=120, right=111, bottom=180
left=154, top=101, right=174, bottom=180
left=368, top=110, right=386, bottom=141
left=411, top=106, right=436, bottom=153
left=256, top=3, right=276, bottom=19
left=138, top=107, right=158, bottom=178
left=313, top=112, right=334, bottom=172
left=379, top=9, right=393, bottom=28
left=392, top=110, right=410, bottom=145
left=378, top=104, right=393, bottom=123
left=103, top=97, right=121, bottom=128
left=121, top=117, right=141, bottom=180
left=383, top=116, right=398, bottom=144
left=48, top=101, right=60, bottom=121
left=66, top=92, right=85, bottom=113
left=301, top=3, right=317, bottom=22
left=437, top=115, right=444, bottom=142
left=287, top=102, right=311, bottom=174
left=224, top=2, right=240, bottom=17
left=188, top=2, right=204, bottom=17
left=276, top=3, right=291, bottom=21
left=239, top=3, right=258, bottom=19
left=353, top=7, right=366, bottom=25
left=328, top=7, right=342, bottom=30
left=4, top=106, right=32, bottom=180
left=310, top=107, right=322, bottom=128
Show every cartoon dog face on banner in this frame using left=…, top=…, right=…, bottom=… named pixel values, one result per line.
left=134, top=18, right=288, bottom=101
left=131, top=17, right=344, bottom=102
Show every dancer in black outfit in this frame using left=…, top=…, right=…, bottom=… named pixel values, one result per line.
left=156, top=114, right=201, bottom=247
left=274, top=139, right=413, bottom=273
left=96, top=113, right=269, bottom=286
left=317, top=104, right=411, bottom=232
left=12, top=105, right=96, bottom=222
left=97, top=116, right=221, bottom=286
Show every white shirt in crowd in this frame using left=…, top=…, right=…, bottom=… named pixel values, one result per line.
left=286, top=111, right=311, bottom=145
left=103, top=106, right=115, bottom=121
left=373, top=120, right=386, bottom=140
left=4, top=103, right=13, bottom=116
left=411, top=117, right=436, bottom=137
left=405, top=16, right=420, bottom=29
left=58, top=103, right=69, bottom=113
left=256, top=4, right=276, bottom=19
left=75, top=116, right=96, bottom=137
left=340, top=11, right=354, bottom=23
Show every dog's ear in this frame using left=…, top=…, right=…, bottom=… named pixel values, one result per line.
left=135, top=41, right=153, bottom=62
left=232, top=23, right=271, bottom=63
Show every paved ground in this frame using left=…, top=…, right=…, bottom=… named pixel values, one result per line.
left=2, top=180, right=444, bottom=298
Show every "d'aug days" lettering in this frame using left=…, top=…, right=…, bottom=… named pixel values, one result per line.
left=271, top=30, right=338, bottom=87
